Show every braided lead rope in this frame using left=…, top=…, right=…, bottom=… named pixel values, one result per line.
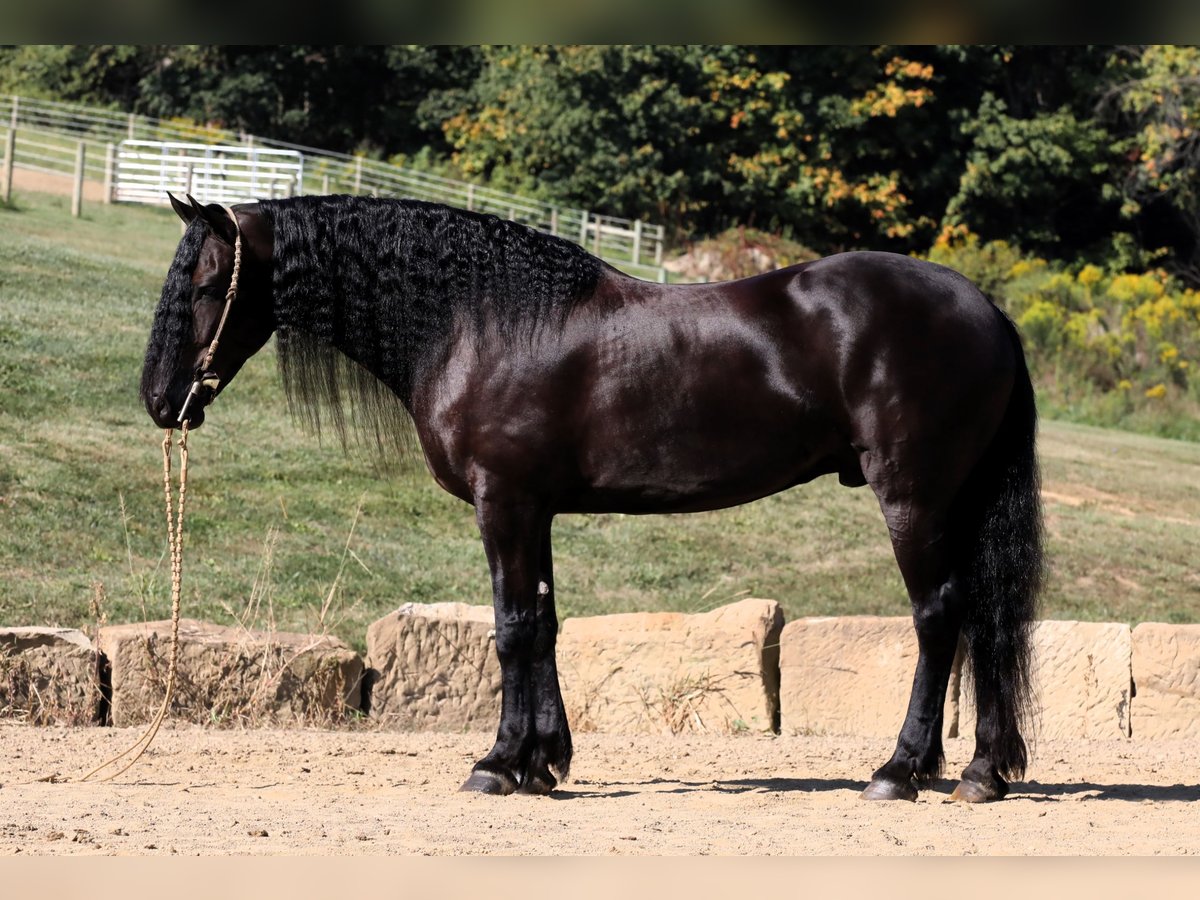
left=82, top=206, right=238, bottom=781
left=80, top=427, right=188, bottom=782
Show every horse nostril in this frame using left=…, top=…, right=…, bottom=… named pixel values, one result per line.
left=150, top=393, right=172, bottom=421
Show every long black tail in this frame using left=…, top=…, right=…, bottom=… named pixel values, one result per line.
left=956, top=309, right=1044, bottom=780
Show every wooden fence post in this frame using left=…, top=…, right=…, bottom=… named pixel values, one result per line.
left=654, top=225, right=664, bottom=266
left=103, top=142, right=115, bottom=203
left=71, top=141, right=85, bottom=218
left=2, top=127, right=14, bottom=205
left=321, top=173, right=330, bottom=195
left=353, top=157, right=362, bottom=195
left=466, top=183, right=475, bottom=211
left=633, top=219, right=643, bottom=265
left=9, top=95, right=17, bottom=130
left=127, top=112, right=135, bottom=140
left=550, top=207, right=559, bottom=236
left=579, top=211, right=589, bottom=246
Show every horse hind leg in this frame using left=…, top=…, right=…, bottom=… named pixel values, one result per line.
left=858, top=450, right=966, bottom=801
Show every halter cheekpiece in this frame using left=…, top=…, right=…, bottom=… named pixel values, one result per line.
left=177, top=205, right=243, bottom=423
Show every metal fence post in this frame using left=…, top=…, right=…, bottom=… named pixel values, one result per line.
left=71, top=141, right=85, bottom=217
left=103, top=142, right=115, bottom=203
left=2, top=127, right=14, bottom=204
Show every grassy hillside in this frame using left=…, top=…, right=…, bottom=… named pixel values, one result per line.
left=2, top=192, right=1198, bottom=653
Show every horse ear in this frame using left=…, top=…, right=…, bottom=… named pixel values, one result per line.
left=186, top=194, right=238, bottom=246
left=168, top=192, right=197, bottom=225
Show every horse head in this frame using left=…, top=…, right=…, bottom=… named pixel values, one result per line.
left=141, top=193, right=275, bottom=429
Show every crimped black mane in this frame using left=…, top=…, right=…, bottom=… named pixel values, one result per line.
left=258, top=195, right=602, bottom=450
left=141, top=218, right=207, bottom=404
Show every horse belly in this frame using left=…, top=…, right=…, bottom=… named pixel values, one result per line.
left=570, top=383, right=843, bottom=514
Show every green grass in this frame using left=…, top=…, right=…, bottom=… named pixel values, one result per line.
left=2, top=191, right=1198, bottom=654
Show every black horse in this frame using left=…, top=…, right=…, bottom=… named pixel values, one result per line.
left=142, top=194, right=1043, bottom=803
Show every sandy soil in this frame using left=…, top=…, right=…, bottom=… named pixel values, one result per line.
left=0, top=724, right=1197, bottom=856
left=12, top=167, right=110, bottom=202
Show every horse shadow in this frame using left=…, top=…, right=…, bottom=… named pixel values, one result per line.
left=557, top=776, right=869, bottom=799
left=1015, top=780, right=1200, bottom=803
left=556, top=777, right=1200, bottom=802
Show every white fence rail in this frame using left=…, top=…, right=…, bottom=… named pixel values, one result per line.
left=116, top=141, right=304, bottom=206
left=1, top=94, right=669, bottom=280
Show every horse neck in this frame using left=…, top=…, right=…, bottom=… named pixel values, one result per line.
left=270, top=211, right=455, bottom=401
left=267, top=195, right=603, bottom=400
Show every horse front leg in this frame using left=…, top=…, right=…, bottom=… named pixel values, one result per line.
left=460, top=496, right=559, bottom=795
left=519, top=521, right=572, bottom=794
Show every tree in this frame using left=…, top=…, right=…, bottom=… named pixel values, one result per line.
left=0, top=45, right=156, bottom=106
left=135, top=46, right=480, bottom=156
left=1104, top=45, right=1200, bottom=285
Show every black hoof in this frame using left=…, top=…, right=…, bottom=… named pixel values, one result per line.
left=860, top=777, right=918, bottom=802
left=517, top=770, right=557, bottom=796
left=459, top=770, right=517, bottom=795
left=950, top=777, right=1008, bottom=803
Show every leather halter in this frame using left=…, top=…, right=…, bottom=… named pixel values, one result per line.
left=177, top=206, right=242, bottom=424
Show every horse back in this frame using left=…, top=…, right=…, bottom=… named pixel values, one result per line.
left=412, top=251, right=1017, bottom=513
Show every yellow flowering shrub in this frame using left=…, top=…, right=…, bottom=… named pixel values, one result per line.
left=919, top=230, right=1200, bottom=433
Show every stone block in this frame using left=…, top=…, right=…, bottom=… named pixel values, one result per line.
left=557, top=598, right=783, bottom=734
left=0, top=627, right=102, bottom=725
left=365, top=602, right=502, bottom=731
left=98, top=619, right=364, bottom=727
left=1131, top=623, right=1200, bottom=739
left=778, top=616, right=959, bottom=739
left=365, top=598, right=783, bottom=735
left=959, top=620, right=1131, bottom=740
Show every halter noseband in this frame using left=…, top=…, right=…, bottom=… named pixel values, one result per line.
left=177, top=205, right=243, bottom=424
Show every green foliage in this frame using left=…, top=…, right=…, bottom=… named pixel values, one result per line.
left=927, top=230, right=1200, bottom=439
left=1104, top=45, right=1200, bottom=283
left=0, top=45, right=154, bottom=105
left=6, top=44, right=1200, bottom=288
left=430, top=46, right=948, bottom=244
left=945, top=92, right=1121, bottom=255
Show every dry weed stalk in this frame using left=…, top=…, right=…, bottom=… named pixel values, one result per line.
left=127, top=503, right=372, bottom=730
left=638, top=670, right=745, bottom=735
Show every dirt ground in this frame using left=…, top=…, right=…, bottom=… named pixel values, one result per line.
left=1, top=724, right=1197, bottom=856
